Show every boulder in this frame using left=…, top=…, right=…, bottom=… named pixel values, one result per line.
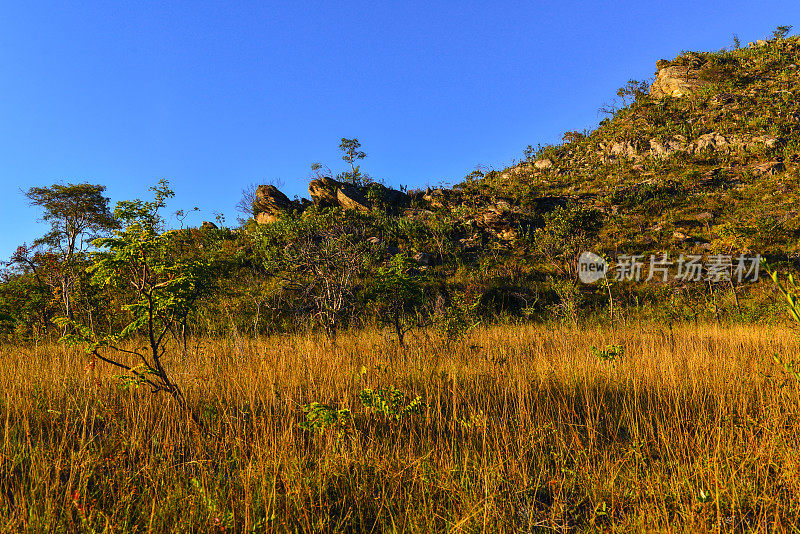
left=481, top=210, right=504, bottom=226
left=533, top=158, right=553, bottom=170
left=650, top=64, right=710, bottom=98
left=609, top=141, right=639, bottom=158
left=308, top=177, right=340, bottom=207
left=308, top=177, right=372, bottom=212
left=423, top=188, right=448, bottom=208
left=254, top=185, right=297, bottom=224
left=672, top=231, right=689, bottom=241
left=498, top=228, right=518, bottom=241
left=693, top=132, right=730, bottom=153
left=336, top=184, right=371, bottom=213
left=649, top=137, right=687, bottom=158
left=749, top=135, right=783, bottom=150
left=493, top=199, right=513, bottom=213
left=200, top=221, right=218, bottom=230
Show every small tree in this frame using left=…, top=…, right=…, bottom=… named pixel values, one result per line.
left=58, top=180, right=212, bottom=407
left=24, top=183, right=118, bottom=320
left=616, top=79, right=650, bottom=107
left=338, top=138, right=370, bottom=187
left=368, top=254, right=426, bottom=348
left=772, top=25, right=793, bottom=40
left=256, top=210, right=374, bottom=336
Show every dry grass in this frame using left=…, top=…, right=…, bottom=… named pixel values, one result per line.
left=1, top=324, right=800, bottom=532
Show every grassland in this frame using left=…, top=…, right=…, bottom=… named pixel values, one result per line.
left=1, top=323, right=800, bottom=532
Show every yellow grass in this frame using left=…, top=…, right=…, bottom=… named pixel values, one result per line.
left=1, top=324, right=799, bottom=532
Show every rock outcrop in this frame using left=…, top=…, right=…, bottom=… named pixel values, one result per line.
left=254, top=185, right=298, bottom=224
left=604, top=132, right=785, bottom=161
left=307, top=177, right=340, bottom=208
left=423, top=188, right=449, bottom=208
left=336, top=185, right=370, bottom=212
left=308, top=177, right=371, bottom=213
left=650, top=63, right=710, bottom=98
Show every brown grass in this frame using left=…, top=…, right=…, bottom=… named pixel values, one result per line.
left=1, top=323, right=800, bottom=532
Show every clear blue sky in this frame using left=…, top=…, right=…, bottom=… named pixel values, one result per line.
left=1, top=1, right=797, bottom=260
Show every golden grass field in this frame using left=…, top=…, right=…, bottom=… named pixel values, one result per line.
left=1, top=324, right=800, bottom=532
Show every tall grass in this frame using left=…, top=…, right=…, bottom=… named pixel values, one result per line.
left=1, top=324, right=799, bottom=532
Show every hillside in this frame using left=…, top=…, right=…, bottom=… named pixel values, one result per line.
left=237, top=32, right=800, bottom=327
left=3, top=32, right=800, bottom=341
left=472, top=33, right=800, bottom=260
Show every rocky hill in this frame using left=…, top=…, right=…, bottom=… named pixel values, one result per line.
left=255, top=34, right=799, bottom=266
left=234, top=32, right=800, bottom=324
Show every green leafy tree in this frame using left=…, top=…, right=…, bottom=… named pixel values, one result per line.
left=772, top=25, right=793, bottom=40
left=58, top=180, right=212, bottom=407
left=368, top=253, right=426, bottom=348
left=534, top=203, right=602, bottom=281
left=255, top=210, right=376, bottom=336
left=24, top=183, right=118, bottom=320
left=616, top=79, right=650, bottom=107
left=338, top=138, right=370, bottom=187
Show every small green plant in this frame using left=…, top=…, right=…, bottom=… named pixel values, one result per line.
left=591, top=344, right=624, bottom=362
left=440, top=293, right=481, bottom=345
left=769, top=269, right=800, bottom=323
left=767, top=265, right=800, bottom=382
left=358, top=386, right=424, bottom=422
left=190, top=477, right=233, bottom=529
left=698, top=488, right=714, bottom=504
left=298, top=402, right=352, bottom=434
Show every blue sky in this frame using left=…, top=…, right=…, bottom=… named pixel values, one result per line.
left=1, top=1, right=797, bottom=259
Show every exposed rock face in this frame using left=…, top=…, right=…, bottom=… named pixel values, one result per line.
left=604, top=132, right=784, bottom=161
left=694, top=132, right=731, bottom=153
left=423, top=188, right=448, bottom=208
left=750, top=135, right=782, bottom=150
left=306, top=177, right=376, bottom=213
left=650, top=64, right=710, bottom=98
left=610, top=141, right=639, bottom=158
left=254, top=185, right=297, bottom=224
left=336, top=184, right=371, bottom=213
left=649, top=137, right=687, bottom=158
left=308, top=177, right=340, bottom=208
